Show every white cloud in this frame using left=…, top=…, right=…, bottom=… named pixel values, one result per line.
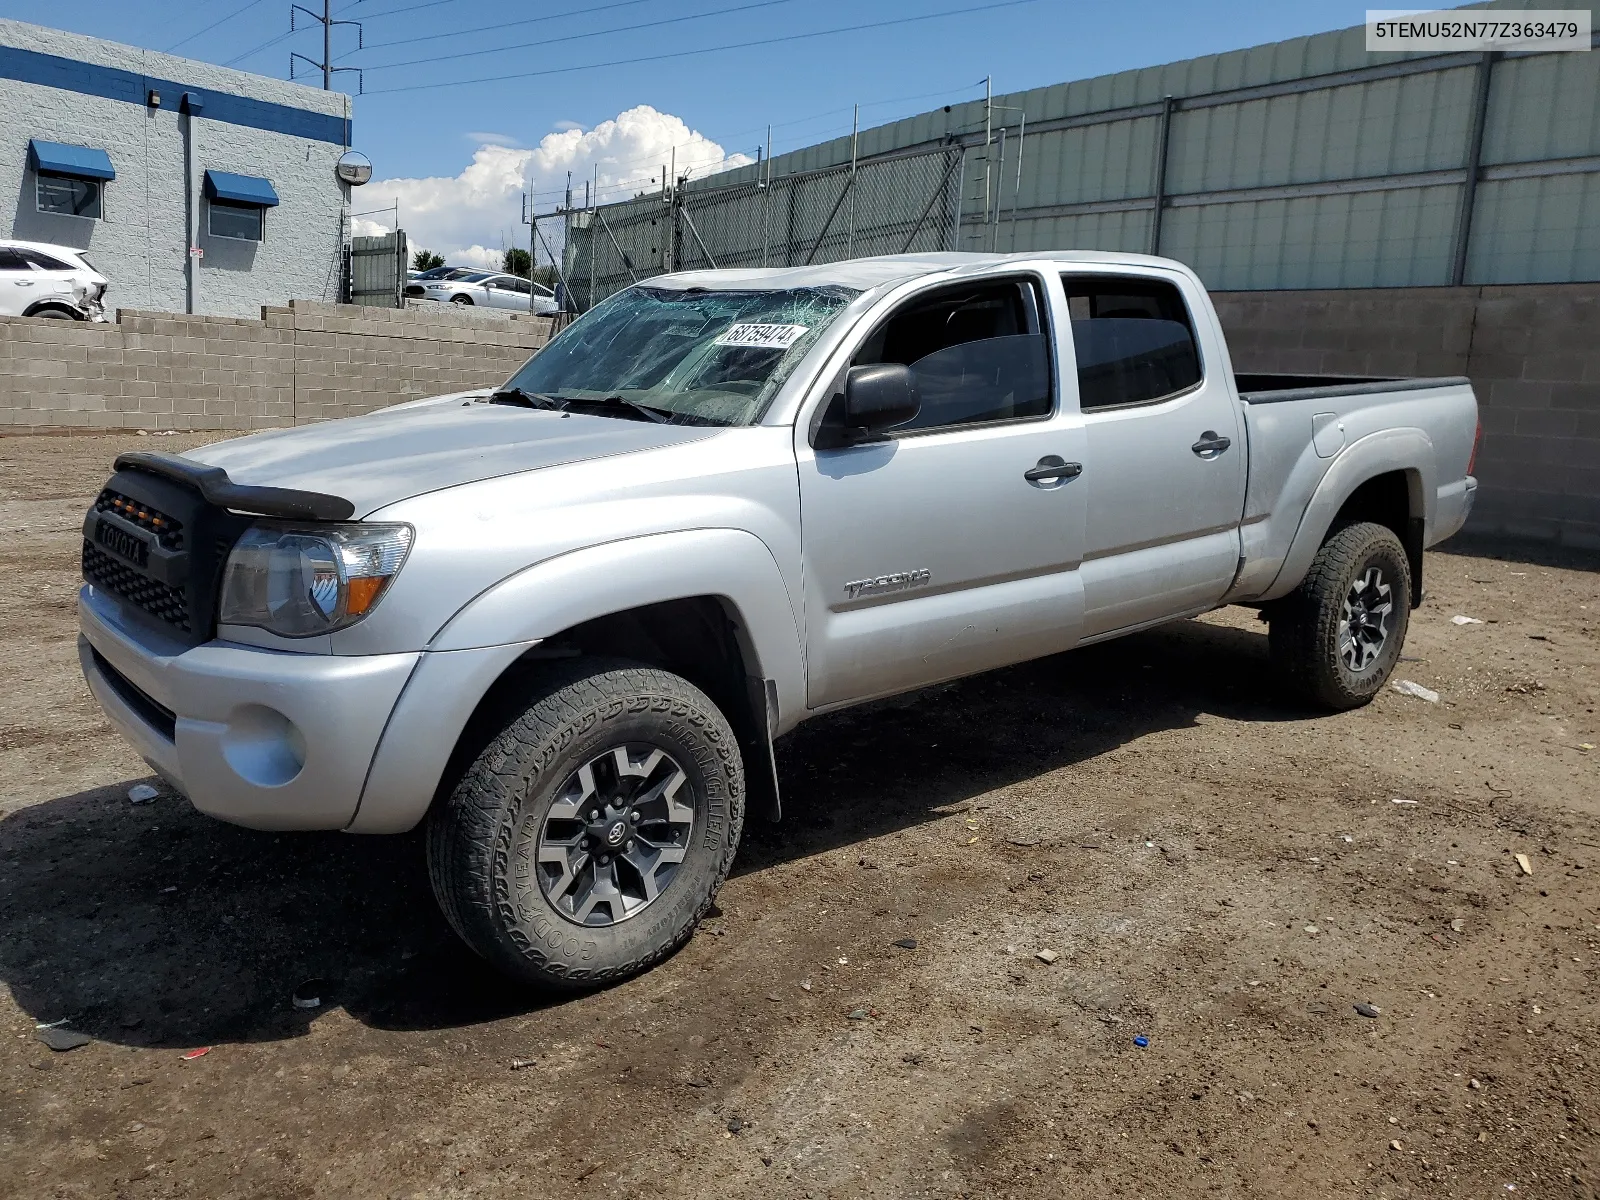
left=356, top=105, right=753, bottom=270
left=465, top=131, right=521, bottom=147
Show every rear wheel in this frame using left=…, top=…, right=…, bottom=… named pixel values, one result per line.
left=1269, top=521, right=1412, bottom=711
left=426, top=660, right=745, bottom=990
left=30, top=306, right=77, bottom=320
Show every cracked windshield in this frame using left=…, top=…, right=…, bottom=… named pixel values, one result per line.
left=502, top=285, right=859, bottom=426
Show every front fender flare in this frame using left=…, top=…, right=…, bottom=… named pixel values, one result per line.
left=349, top=529, right=804, bottom=834
left=1256, top=428, right=1435, bottom=604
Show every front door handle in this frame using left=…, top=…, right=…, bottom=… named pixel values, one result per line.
left=1024, top=457, right=1083, bottom=485
left=1192, top=431, right=1231, bottom=458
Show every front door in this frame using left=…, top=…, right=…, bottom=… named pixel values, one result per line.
left=796, top=275, right=1086, bottom=709
left=0, top=247, right=37, bottom=315
left=1061, top=272, right=1246, bottom=639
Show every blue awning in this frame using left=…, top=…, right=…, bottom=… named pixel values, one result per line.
left=28, top=139, right=115, bottom=181
left=203, top=169, right=279, bottom=207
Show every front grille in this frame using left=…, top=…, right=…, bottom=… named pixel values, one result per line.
left=82, top=541, right=191, bottom=632
left=93, top=488, right=184, bottom=549
left=404, top=284, right=425, bottom=297
left=90, top=649, right=177, bottom=742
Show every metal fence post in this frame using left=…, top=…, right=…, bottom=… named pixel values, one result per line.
left=1451, top=50, right=1496, bottom=288
left=1149, top=94, right=1174, bottom=256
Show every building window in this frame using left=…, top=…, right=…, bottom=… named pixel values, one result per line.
left=37, top=174, right=103, bottom=219
left=208, top=199, right=265, bottom=241
left=26, top=139, right=115, bottom=220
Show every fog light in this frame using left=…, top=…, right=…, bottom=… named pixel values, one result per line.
left=219, top=705, right=306, bottom=787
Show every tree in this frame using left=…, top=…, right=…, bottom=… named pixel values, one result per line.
left=412, top=249, right=445, bottom=271
left=504, top=247, right=560, bottom=293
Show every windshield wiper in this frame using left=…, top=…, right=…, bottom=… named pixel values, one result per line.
left=558, top=395, right=672, bottom=423
left=488, top=386, right=566, bottom=410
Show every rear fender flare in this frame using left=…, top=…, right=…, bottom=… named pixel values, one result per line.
left=1257, top=428, right=1435, bottom=604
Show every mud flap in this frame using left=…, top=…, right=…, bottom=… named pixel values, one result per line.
left=742, top=675, right=782, bottom=821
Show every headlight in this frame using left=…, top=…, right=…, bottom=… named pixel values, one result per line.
left=219, top=523, right=412, bottom=637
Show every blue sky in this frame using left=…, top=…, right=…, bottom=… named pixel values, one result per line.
left=4, top=1, right=1382, bottom=262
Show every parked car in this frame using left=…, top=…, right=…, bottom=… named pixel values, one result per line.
left=404, top=265, right=477, bottom=288
left=77, top=251, right=1479, bottom=991
left=409, top=269, right=558, bottom=313
left=0, top=239, right=109, bottom=321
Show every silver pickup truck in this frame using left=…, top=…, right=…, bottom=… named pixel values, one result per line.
left=77, top=251, right=1479, bottom=988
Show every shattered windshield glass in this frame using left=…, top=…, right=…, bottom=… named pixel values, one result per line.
left=502, top=284, right=860, bottom=426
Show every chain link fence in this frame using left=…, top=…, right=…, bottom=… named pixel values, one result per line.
left=565, top=144, right=965, bottom=311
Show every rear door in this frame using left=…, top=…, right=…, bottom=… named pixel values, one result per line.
left=796, top=273, right=1087, bottom=708
left=18, top=248, right=79, bottom=307
left=1061, top=272, right=1246, bottom=638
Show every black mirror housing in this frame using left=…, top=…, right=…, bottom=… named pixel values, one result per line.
left=814, top=364, right=919, bottom=448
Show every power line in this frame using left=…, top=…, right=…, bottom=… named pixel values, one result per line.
left=361, top=0, right=658, bottom=50
left=167, top=0, right=271, bottom=53
left=366, top=0, right=1039, bottom=94
left=362, top=0, right=796, bottom=71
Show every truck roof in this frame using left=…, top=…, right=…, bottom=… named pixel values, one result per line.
left=646, top=250, right=1190, bottom=294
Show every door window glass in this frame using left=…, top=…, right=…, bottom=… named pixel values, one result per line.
left=19, top=249, right=72, bottom=271
left=37, top=175, right=102, bottom=219
left=0, top=248, right=26, bottom=271
left=1062, top=276, right=1202, bottom=410
left=852, top=279, right=1052, bottom=432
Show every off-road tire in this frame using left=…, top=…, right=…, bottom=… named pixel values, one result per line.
left=426, top=660, right=744, bottom=991
left=1269, top=520, right=1412, bottom=711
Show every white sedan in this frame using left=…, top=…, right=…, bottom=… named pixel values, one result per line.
left=409, top=270, right=557, bottom=314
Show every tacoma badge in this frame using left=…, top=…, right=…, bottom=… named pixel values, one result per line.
left=845, top=569, right=931, bottom=600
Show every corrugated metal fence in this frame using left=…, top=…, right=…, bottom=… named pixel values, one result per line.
left=565, top=4, right=1600, bottom=304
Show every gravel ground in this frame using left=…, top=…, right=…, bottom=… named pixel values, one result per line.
left=1, top=431, right=1597, bottom=1200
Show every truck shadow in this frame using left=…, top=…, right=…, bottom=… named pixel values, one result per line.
left=0, top=616, right=1304, bottom=1048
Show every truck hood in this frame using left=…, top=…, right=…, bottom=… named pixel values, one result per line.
left=186, top=401, right=721, bottom=517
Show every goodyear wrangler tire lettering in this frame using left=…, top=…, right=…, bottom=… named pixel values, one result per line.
left=425, top=658, right=745, bottom=993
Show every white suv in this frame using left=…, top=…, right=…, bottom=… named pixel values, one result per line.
left=0, top=239, right=110, bottom=321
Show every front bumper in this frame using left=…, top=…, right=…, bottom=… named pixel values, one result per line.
left=79, top=585, right=418, bottom=830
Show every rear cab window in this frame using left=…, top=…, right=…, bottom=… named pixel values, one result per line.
left=1062, top=275, right=1203, bottom=411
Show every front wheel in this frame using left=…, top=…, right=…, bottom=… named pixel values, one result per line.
left=449, top=294, right=473, bottom=305
left=1268, top=521, right=1412, bottom=711
left=426, top=661, right=745, bottom=990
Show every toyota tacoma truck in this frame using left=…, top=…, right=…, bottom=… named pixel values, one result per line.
left=77, top=251, right=1480, bottom=989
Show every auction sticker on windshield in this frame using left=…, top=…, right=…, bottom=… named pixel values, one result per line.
left=714, top=323, right=809, bottom=349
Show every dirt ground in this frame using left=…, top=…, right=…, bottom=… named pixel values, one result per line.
left=1, top=430, right=1597, bottom=1200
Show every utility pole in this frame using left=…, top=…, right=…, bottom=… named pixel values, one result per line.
left=291, top=0, right=363, bottom=91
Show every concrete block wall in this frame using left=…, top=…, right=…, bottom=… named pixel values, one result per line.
left=1211, top=282, right=1600, bottom=549
left=0, top=300, right=551, bottom=433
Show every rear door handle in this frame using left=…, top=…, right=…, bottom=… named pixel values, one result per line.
left=1192, top=431, right=1231, bottom=458
left=1024, top=457, right=1083, bottom=485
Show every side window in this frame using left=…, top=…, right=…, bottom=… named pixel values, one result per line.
left=1062, top=275, right=1202, bottom=411
left=852, top=279, right=1052, bottom=432
left=19, top=249, right=72, bottom=271
left=0, top=248, right=29, bottom=272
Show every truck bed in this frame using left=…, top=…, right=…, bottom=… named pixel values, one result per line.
left=1225, top=373, right=1479, bottom=604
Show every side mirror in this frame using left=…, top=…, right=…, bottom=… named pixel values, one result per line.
left=815, top=364, right=919, bottom=448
